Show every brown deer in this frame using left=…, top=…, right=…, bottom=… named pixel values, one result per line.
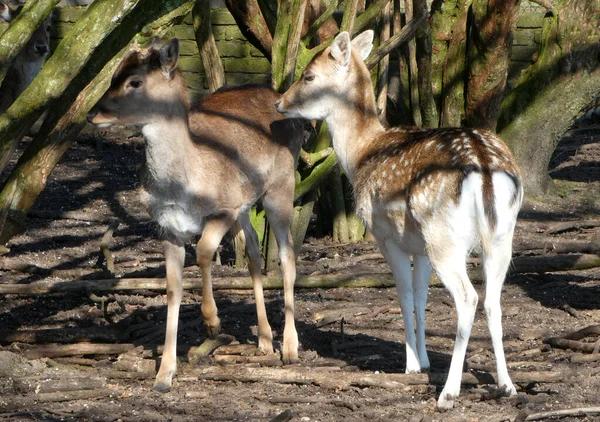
left=88, top=38, right=303, bottom=392
left=276, top=30, right=523, bottom=409
left=0, top=1, right=52, bottom=114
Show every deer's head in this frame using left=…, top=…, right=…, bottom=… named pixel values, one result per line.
left=276, top=30, right=374, bottom=121
left=88, top=38, right=188, bottom=128
left=0, top=2, right=51, bottom=61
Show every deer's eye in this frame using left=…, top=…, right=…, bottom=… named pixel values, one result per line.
left=304, top=74, right=315, bottom=82
left=128, top=80, right=143, bottom=89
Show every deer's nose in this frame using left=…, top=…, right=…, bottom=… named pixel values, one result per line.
left=86, top=110, right=98, bottom=123
left=35, top=44, right=49, bottom=55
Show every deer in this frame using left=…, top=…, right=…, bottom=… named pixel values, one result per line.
left=87, top=38, right=304, bottom=392
left=276, top=30, right=523, bottom=409
left=0, top=1, right=52, bottom=114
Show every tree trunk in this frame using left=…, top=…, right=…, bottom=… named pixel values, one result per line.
left=464, top=0, right=520, bottom=130
left=413, top=0, right=438, bottom=128
left=404, top=0, right=421, bottom=126
left=329, top=166, right=350, bottom=243
left=498, top=0, right=600, bottom=196
left=376, top=1, right=391, bottom=122
left=0, top=2, right=194, bottom=245
left=271, top=0, right=307, bottom=91
left=192, top=0, right=225, bottom=93
left=430, top=0, right=471, bottom=127
left=0, top=0, right=59, bottom=87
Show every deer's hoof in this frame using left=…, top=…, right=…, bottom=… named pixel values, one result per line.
left=205, top=320, right=221, bottom=339
left=436, top=391, right=457, bottom=410
left=153, top=380, right=172, bottom=393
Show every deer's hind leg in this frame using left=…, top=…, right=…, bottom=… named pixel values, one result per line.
left=196, top=213, right=238, bottom=338
left=238, top=211, right=274, bottom=354
left=263, top=190, right=299, bottom=364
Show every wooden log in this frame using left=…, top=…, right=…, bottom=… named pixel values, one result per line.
left=32, top=388, right=118, bottom=403
left=545, top=220, right=600, bottom=235
left=213, top=344, right=258, bottom=356
left=13, top=377, right=106, bottom=394
left=188, top=334, right=235, bottom=361
left=21, top=343, right=137, bottom=359
left=570, top=353, right=600, bottom=364
left=3, top=252, right=600, bottom=296
left=187, top=365, right=564, bottom=389
left=543, top=337, right=596, bottom=353
left=213, top=354, right=283, bottom=366
left=0, top=326, right=125, bottom=345
left=524, top=407, right=600, bottom=421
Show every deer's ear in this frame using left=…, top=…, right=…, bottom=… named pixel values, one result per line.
left=159, top=38, right=179, bottom=80
left=330, top=32, right=351, bottom=67
left=0, top=2, right=12, bottom=22
left=351, top=30, right=374, bottom=61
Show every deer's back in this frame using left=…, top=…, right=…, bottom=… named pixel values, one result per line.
left=353, top=127, right=521, bottom=241
left=187, top=85, right=303, bottom=195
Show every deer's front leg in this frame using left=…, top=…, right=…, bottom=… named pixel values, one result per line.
left=154, top=239, right=185, bottom=393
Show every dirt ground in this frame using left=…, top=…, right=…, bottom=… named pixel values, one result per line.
left=1, top=122, right=599, bottom=422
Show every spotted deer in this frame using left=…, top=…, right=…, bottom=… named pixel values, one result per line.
left=87, top=38, right=303, bottom=392
left=276, top=30, right=523, bottom=409
left=0, top=1, right=52, bottom=114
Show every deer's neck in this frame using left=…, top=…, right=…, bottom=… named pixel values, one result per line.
left=325, top=76, right=384, bottom=182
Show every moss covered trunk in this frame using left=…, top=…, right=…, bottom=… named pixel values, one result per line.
left=193, top=0, right=224, bottom=93
left=498, top=0, right=600, bottom=196
left=465, top=0, right=520, bottom=129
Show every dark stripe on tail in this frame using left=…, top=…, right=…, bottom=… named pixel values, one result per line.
left=482, top=169, right=497, bottom=231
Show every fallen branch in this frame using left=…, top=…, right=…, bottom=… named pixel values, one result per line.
left=188, top=334, right=235, bottom=361
left=19, top=342, right=137, bottom=359
left=525, top=407, right=600, bottom=421
left=544, top=220, right=600, bottom=235
left=270, top=395, right=358, bottom=411
left=13, top=377, right=106, bottom=394
left=0, top=326, right=125, bottom=344
left=32, top=388, right=118, bottom=403
left=213, top=344, right=258, bottom=356
left=543, top=338, right=596, bottom=353
left=3, top=253, right=600, bottom=296
left=514, top=240, right=600, bottom=255
left=570, top=353, right=600, bottom=364
left=563, top=324, right=600, bottom=341
left=213, top=354, right=283, bottom=366
left=186, top=366, right=564, bottom=389
left=544, top=325, right=600, bottom=353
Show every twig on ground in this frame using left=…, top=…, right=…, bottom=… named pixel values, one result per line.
left=524, top=407, right=600, bottom=421
left=97, top=222, right=119, bottom=278
left=270, top=395, right=358, bottom=411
